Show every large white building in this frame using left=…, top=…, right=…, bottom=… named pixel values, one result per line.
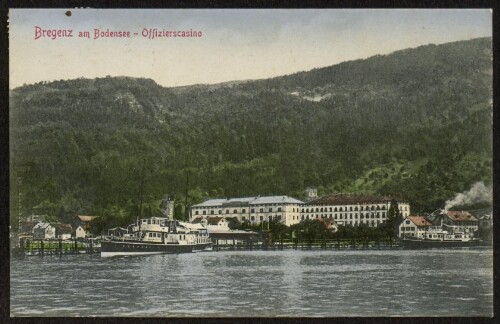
left=302, top=194, right=410, bottom=228
left=189, top=196, right=304, bottom=226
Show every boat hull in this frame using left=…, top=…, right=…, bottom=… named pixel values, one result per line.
left=193, top=243, right=212, bottom=252
left=101, top=240, right=193, bottom=257
left=401, top=238, right=481, bottom=249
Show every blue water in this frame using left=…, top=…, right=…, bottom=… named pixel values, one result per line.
left=10, top=248, right=493, bottom=317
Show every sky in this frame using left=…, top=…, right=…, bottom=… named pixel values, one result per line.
left=9, top=9, right=492, bottom=89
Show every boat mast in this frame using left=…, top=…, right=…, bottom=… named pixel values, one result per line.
left=138, top=158, right=146, bottom=220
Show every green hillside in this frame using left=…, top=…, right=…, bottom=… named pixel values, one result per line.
left=9, top=37, right=492, bottom=229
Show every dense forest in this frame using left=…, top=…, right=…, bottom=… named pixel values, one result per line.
left=9, top=37, right=493, bottom=229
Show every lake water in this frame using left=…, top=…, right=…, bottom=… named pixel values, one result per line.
left=10, top=248, right=493, bottom=317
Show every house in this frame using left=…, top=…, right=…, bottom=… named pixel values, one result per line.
left=74, top=225, right=86, bottom=239
left=19, top=221, right=38, bottom=238
left=303, top=194, right=411, bottom=228
left=441, top=211, right=478, bottom=234
left=477, top=214, right=493, bottom=231
left=75, top=215, right=99, bottom=232
left=398, top=216, right=432, bottom=238
left=107, top=227, right=128, bottom=237
left=190, top=195, right=304, bottom=226
left=206, top=217, right=230, bottom=232
left=54, top=223, right=73, bottom=240
left=25, top=214, right=45, bottom=222
left=32, top=222, right=56, bottom=240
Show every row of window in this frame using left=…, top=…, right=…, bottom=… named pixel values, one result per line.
left=302, top=212, right=387, bottom=219
left=240, top=215, right=282, bottom=221
left=195, top=207, right=298, bottom=216
left=302, top=205, right=391, bottom=212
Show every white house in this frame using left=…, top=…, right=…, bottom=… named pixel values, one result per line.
left=74, top=225, right=86, bottom=239
left=303, top=194, right=411, bottom=228
left=54, top=223, right=73, bottom=240
left=32, top=222, right=56, bottom=240
left=190, top=196, right=304, bottom=226
left=398, top=216, right=432, bottom=238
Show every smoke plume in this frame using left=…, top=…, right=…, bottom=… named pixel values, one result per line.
left=444, top=181, right=492, bottom=211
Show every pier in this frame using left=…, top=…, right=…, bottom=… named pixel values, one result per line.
left=12, top=238, right=101, bottom=258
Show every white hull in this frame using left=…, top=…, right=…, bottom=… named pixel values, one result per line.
left=101, top=251, right=170, bottom=257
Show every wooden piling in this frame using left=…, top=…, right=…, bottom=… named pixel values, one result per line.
left=58, top=239, right=63, bottom=257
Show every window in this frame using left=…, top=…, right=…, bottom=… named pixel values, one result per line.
left=329, top=207, right=332, bottom=212
left=219, top=210, right=222, bottom=214
left=260, top=216, right=263, bottom=221
left=251, top=216, right=255, bottom=221
left=339, top=207, right=343, bottom=211
left=242, top=216, right=246, bottom=221
left=195, top=211, right=199, bottom=215
left=211, top=210, right=214, bottom=215
left=269, top=208, right=273, bottom=212
left=242, top=209, right=246, bottom=213
left=278, top=207, right=282, bottom=212
left=226, top=210, right=229, bottom=214
left=350, top=207, right=353, bottom=211
left=203, top=211, right=207, bottom=215
left=251, top=209, right=255, bottom=213
left=233, top=209, right=237, bottom=214
left=260, top=208, right=264, bottom=213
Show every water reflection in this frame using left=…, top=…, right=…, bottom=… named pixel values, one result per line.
left=10, top=249, right=493, bottom=317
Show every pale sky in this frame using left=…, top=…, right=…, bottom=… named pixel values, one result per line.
left=9, top=9, right=492, bottom=89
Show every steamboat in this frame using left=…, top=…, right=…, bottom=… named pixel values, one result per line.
left=401, top=225, right=481, bottom=249
left=101, top=217, right=211, bottom=257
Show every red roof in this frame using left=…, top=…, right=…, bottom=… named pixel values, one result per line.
left=446, top=211, right=478, bottom=222
left=192, top=217, right=203, bottom=224
left=314, top=218, right=336, bottom=229
left=306, top=194, right=405, bottom=206
left=408, top=216, right=432, bottom=227
left=207, top=217, right=224, bottom=225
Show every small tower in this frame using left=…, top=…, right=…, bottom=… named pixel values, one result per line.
left=304, top=187, right=318, bottom=202
left=160, top=196, right=175, bottom=219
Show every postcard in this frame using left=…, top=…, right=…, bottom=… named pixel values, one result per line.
left=8, top=8, right=493, bottom=317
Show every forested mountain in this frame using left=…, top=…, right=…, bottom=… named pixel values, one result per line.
left=9, top=37, right=492, bottom=228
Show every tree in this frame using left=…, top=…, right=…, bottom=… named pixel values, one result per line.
left=385, top=197, right=403, bottom=238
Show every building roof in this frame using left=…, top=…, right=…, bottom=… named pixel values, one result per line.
left=407, top=216, right=432, bottom=227
left=33, top=222, right=52, bottom=229
left=77, top=215, right=99, bottom=222
left=21, top=221, right=38, bottom=229
left=306, top=194, right=405, bottom=206
left=445, top=211, right=478, bottom=222
left=191, top=217, right=204, bottom=224
left=192, top=196, right=303, bottom=208
left=53, top=223, right=73, bottom=233
left=251, top=196, right=303, bottom=205
left=207, top=217, right=224, bottom=225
